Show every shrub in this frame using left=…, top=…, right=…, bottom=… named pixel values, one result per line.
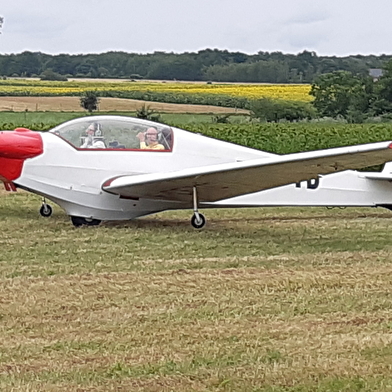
left=136, top=104, right=161, bottom=122
left=80, top=91, right=100, bottom=113
left=212, top=114, right=231, bottom=123
left=40, top=69, right=68, bottom=81
left=250, top=98, right=316, bottom=122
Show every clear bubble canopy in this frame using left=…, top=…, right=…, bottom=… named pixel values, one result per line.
left=50, top=115, right=173, bottom=151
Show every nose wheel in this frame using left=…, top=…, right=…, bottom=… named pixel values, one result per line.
left=39, top=201, right=53, bottom=217
left=191, top=186, right=206, bottom=229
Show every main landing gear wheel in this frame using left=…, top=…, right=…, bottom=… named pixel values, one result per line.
left=71, top=216, right=101, bottom=227
left=190, top=186, right=206, bottom=229
left=191, top=213, right=206, bottom=229
left=39, top=203, right=53, bottom=217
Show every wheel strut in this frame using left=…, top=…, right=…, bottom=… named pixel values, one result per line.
left=191, top=186, right=206, bottom=229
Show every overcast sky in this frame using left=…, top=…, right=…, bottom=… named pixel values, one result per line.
left=1, top=0, right=391, bottom=57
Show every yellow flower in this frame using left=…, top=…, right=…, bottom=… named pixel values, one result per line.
left=0, top=79, right=312, bottom=102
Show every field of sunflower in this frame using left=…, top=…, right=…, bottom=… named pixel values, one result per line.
left=0, top=79, right=312, bottom=109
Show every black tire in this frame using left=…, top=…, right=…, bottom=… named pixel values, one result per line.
left=84, top=218, right=101, bottom=226
left=39, top=204, right=52, bottom=217
left=191, top=213, right=206, bottom=229
left=71, top=216, right=101, bottom=227
left=378, top=204, right=392, bottom=212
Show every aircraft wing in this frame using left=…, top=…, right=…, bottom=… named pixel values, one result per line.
left=103, top=141, right=392, bottom=204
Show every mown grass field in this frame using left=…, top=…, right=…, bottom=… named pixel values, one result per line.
left=2, top=189, right=392, bottom=391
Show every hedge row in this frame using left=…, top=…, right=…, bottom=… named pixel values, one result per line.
left=100, top=91, right=252, bottom=109
left=182, top=123, right=392, bottom=154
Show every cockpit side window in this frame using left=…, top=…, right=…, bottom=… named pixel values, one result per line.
left=51, top=119, right=174, bottom=151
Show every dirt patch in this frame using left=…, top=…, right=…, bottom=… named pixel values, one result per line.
left=0, top=96, right=249, bottom=114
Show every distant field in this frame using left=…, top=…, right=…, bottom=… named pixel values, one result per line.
left=1, top=190, right=392, bottom=391
left=0, top=96, right=249, bottom=114
left=0, top=79, right=313, bottom=109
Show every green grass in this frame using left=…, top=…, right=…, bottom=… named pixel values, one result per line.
left=0, top=111, right=250, bottom=129
left=2, top=190, right=392, bottom=391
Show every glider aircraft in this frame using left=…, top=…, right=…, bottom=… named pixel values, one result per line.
left=2, top=115, right=392, bottom=228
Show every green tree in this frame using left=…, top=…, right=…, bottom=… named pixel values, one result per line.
left=80, top=91, right=100, bottom=113
left=250, top=98, right=316, bottom=122
left=40, top=68, right=68, bottom=81
left=310, top=71, right=373, bottom=120
left=0, top=49, right=391, bottom=81
left=371, top=60, right=392, bottom=116
left=203, top=60, right=289, bottom=83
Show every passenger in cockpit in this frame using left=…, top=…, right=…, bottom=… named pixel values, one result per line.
left=80, top=123, right=106, bottom=149
left=136, top=127, right=165, bottom=150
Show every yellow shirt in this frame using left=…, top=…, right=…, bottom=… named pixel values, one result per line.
left=140, top=142, right=165, bottom=150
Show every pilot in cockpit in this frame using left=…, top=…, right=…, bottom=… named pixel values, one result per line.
left=80, top=123, right=106, bottom=149
left=136, top=127, right=165, bottom=150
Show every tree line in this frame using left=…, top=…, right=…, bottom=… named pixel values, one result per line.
left=250, top=59, right=392, bottom=123
left=310, top=62, right=392, bottom=122
left=0, top=49, right=391, bottom=83
left=75, top=58, right=392, bottom=124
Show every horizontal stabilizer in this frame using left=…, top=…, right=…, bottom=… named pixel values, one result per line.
left=362, top=173, right=392, bottom=181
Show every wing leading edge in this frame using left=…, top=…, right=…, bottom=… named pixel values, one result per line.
left=103, top=141, right=392, bottom=204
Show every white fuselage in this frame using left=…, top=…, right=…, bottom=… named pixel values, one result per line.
left=14, top=129, right=392, bottom=221
left=6, top=116, right=392, bottom=220
left=15, top=129, right=270, bottom=220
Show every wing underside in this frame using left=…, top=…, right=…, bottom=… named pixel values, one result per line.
left=103, top=141, right=392, bottom=205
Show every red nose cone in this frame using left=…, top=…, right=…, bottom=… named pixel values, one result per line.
left=0, top=129, right=43, bottom=159
left=0, top=129, right=43, bottom=182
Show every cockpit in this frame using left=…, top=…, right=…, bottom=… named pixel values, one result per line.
left=50, top=116, right=174, bottom=151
